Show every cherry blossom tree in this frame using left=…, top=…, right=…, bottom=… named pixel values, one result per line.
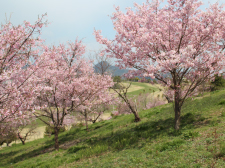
left=94, top=0, right=225, bottom=130
left=32, top=40, right=114, bottom=150
left=76, top=98, right=114, bottom=131
left=111, top=82, right=141, bottom=122
left=15, top=117, right=37, bottom=145
left=89, top=104, right=111, bottom=124
left=0, top=111, right=39, bottom=146
left=0, top=14, right=47, bottom=125
left=0, top=121, right=17, bottom=146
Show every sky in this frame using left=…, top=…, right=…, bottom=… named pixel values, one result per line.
left=0, top=0, right=223, bottom=62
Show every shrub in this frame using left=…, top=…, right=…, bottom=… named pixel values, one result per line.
left=44, top=126, right=65, bottom=136
left=113, top=76, right=121, bottom=83
left=0, top=132, right=17, bottom=146
left=111, top=83, right=125, bottom=89
left=218, top=100, right=225, bottom=105
left=211, top=74, right=225, bottom=91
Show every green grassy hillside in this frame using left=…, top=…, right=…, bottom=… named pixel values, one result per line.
left=1, top=90, right=225, bottom=167
left=111, top=81, right=160, bottom=97
left=124, top=82, right=160, bottom=96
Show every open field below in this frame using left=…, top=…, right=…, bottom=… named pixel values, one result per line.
left=122, top=82, right=167, bottom=103
left=110, top=82, right=160, bottom=93
left=122, top=82, right=160, bottom=94
left=1, top=126, right=46, bottom=148
left=112, top=82, right=166, bottom=101
left=1, top=88, right=225, bottom=167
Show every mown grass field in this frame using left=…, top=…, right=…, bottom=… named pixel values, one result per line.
left=121, top=82, right=160, bottom=96
left=1, top=88, right=225, bottom=167
left=111, top=81, right=165, bottom=102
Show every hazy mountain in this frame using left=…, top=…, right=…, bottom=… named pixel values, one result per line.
left=94, top=61, right=129, bottom=76
left=94, top=61, right=155, bottom=80
left=112, top=67, right=129, bottom=76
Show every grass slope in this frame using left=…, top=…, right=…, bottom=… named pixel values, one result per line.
left=125, top=82, right=160, bottom=96
left=1, top=90, right=225, bottom=167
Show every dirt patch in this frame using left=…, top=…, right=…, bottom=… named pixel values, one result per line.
left=100, top=113, right=111, bottom=120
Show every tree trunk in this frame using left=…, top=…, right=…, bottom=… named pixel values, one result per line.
left=127, top=101, right=141, bottom=122
left=85, top=113, right=89, bottom=131
left=174, top=89, right=181, bottom=130
left=92, top=113, right=101, bottom=123
left=202, top=82, right=205, bottom=96
left=174, top=103, right=181, bottom=130
left=129, top=103, right=141, bottom=122
left=18, top=133, right=25, bottom=145
left=54, top=127, right=59, bottom=150
left=133, top=111, right=141, bottom=122
left=165, top=94, right=173, bottom=103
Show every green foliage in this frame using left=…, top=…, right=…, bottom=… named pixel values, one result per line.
left=111, top=82, right=125, bottom=89
left=0, top=132, right=17, bottom=146
left=218, top=99, right=225, bottom=105
left=211, top=74, right=225, bottom=91
left=44, top=126, right=65, bottom=136
left=128, top=77, right=139, bottom=82
left=112, top=76, right=125, bottom=89
left=157, top=139, right=185, bottom=152
left=182, top=131, right=199, bottom=140
left=113, top=76, right=121, bottom=83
